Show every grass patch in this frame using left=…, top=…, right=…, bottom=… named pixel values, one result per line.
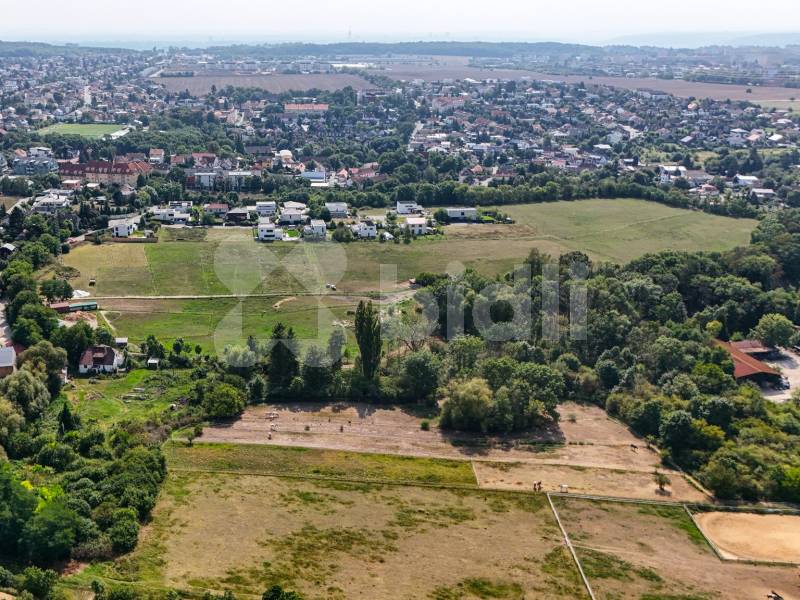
left=577, top=548, right=661, bottom=583
left=637, top=505, right=708, bottom=548
left=431, top=578, right=525, bottom=599
left=165, top=442, right=478, bottom=486
left=38, top=123, right=124, bottom=138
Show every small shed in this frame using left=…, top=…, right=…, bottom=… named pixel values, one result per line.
left=147, top=358, right=160, bottom=370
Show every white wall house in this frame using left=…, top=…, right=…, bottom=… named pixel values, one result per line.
left=257, top=219, right=283, bottom=241
left=109, top=217, right=138, bottom=238
left=405, top=217, right=428, bottom=236
left=304, top=219, right=327, bottom=240
left=256, top=200, right=277, bottom=217
left=397, top=200, right=423, bottom=215
left=279, top=209, right=304, bottom=225
left=78, top=345, right=122, bottom=375
left=445, top=207, right=478, bottom=221
left=352, top=219, right=377, bottom=239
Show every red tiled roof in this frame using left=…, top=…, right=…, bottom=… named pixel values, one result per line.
left=716, top=340, right=779, bottom=379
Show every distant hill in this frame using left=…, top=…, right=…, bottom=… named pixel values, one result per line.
left=0, top=40, right=132, bottom=57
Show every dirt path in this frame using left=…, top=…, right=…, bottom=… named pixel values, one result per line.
left=0, top=301, right=11, bottom=346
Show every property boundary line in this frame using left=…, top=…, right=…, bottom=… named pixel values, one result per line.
left=546, top=493, right=597, bottom=600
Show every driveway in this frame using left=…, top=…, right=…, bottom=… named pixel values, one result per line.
left=763, top=348, right=800, bottom=403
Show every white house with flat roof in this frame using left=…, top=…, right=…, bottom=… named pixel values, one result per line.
left=257, top=219, right=283, bottom=242
left=304, top=219, right=327, bottom=240
left=397, top=200, right=423, bottom=215
left=352, top=219, right=377, bottom=239
left=279, top=208, right=305, bottom=225
left=445, top=207, right=478, bottom=221
left=256, top=200, right=277, bottom=217
left=109, top=216, right=138, bottom=238
left=325, top=202, right=348, bottom=218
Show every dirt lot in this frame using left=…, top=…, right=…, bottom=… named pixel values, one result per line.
left=764, top=349, right=800, bottom=403
left=158, top=73, right=372, bottom=94
left=199, top=401, right=700, bottom=500
left=118, top=470, right=586, bottom=599
left=555, top=498, right=800, bottom=600
left=474, top=462, right=707, bottom=502
left=694, top=511, right=800, bottom=563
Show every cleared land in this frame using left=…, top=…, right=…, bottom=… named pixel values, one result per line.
left=694, top=511, right=800, bottom=563
left=37, top=123, right=124, bottom=138
left=553, top=497, right=800, bottom=600
left=69, top=444, right=588, bottom=599
left=198, top=401, right=705, bottom=501
left=158, top=73, right=372, bottom=95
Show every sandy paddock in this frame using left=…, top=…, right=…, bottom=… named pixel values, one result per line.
left=474, top=461, right=708, bottom=502
left=695, top=511, right=800, bottom=563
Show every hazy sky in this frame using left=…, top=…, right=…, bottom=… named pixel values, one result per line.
left=2, top=0, right=798, bottom=45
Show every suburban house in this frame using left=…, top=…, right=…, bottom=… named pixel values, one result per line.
left=658, top=165, right=686, bottom=184
left=78, top=345, right=122, bottom=375
left=0, top=347, right=16, bottom=378
left=279, top=208, right=305, bottom=225
left=445, top=207, right=478, bottom=221
left=405, top=217, right=428, bottom=236
left=304, top=219, right=327, bottom=240
left=204, top=203, right=230, bottom=217
left=109, top=216, right=138, bottom=238
left=300, top=170, right=328, bottom=186
left=256, top=200, right=277, bottom=217
left=352, top=219, right=377, bottom=239
left=151, top=206, right=191, bottom=224
left=148, top=148, right=166, bottom=164
left=325, top=202, right=349, bottom=218
left=397, top=200, right=423, bottom=215
left=715, top=340, right=779, bottom=383
left=13, top=156, right=58, bottom=176
left=257, top=219, right=283, bottom=241
left=32, top=192, right=72, bottom=214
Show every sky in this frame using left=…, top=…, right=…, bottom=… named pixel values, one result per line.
left=1, top=0, right=798, bottom=47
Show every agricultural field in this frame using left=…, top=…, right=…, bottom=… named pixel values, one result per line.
left=553, top=497, right=800, bottom=599
left=37, top=123, right=125, bottom=138
left=157, top=73, right=372, bottom=95
left=67, top=442, right=588, bottom=599
left=369, top=58, right=800, bottom=106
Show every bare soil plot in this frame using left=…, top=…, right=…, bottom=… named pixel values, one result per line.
left=85, top=457, right=588, bottom=599
left=473, top=462, right=707, bottom=502
left=158, top=73, right=372, bottom=95
left=554, top=498, right=800, bottom=600
left=694, top=511, right=800, bottom=563
left=199, top=402, right=701, bottom=500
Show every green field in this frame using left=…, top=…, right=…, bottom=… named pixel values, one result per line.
left=38, top=123, right=125, bottom=138
left=44, top=199, right=756, bottom=349
left=98, top=296, right=359, bottom=353
left=54, top=200, right=755, bottom=297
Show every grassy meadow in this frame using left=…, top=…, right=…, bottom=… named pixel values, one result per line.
left=37, top=123, right=124, bottom=138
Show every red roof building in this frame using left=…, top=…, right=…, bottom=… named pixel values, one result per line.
left=715, top=340, right=779, bottom=380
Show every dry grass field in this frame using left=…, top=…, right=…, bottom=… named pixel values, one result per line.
left=157, top=73, right=372, bottom=95
left=554, top=498, right=800, bottom=600
left=69, top=444, right=588, bottom=599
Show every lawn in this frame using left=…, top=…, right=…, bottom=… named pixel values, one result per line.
left=37, top=123, right=125, bottom=138
left=65, top=443, right=586, bottom=599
